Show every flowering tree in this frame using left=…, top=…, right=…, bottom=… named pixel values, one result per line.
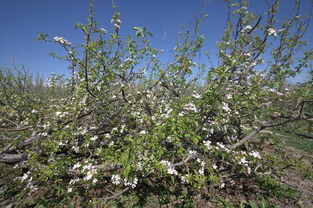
left=0, top=0, right=312, bottom=207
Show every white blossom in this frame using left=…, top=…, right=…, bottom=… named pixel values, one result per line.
left=84, top=171, right=93, bottom=181
left=139, top=130, right=148, bottom=135
left=250, top=151, right=261, bottom=159
left=136, top=162, right=143, bottom=170
left=55, top=111, right=62, bottom=116
left=222, top=102, right=231, bottom=112
left=116, top=19, right=122, bottom=24
left=124, top=177, right=138, bottom=188
left=267, top=28, right=277, bottom=37
left=198, top=168, right=205, bottom=175
left=203, top=140, right=212, bottom=150
left=109, top=141, right=115, bottom=147
left=278, top=28, right=285, bottom=33
left=21, top=172, right=30, bottom=182
left=226, top=94, right=232, bottom=100
left=239, top=157, right=248, bottom=164
left=100, top=28, right=107, bottom=34
left=92, top=178, right=98, bottom=184
left=72, top=146, right=79, bottom=153
left=160, top=160, right=178, bottom=175
left=192, top=92, right=201, bottom=99
left=184, top=103, right=198, bottom=112
left=216, top=142, right=227, bottom=149
left=111, top=174, right=121, bottom=185
left=242, top=25, right=252, bottom=33
left=247, top=166, right=251, bottom=174
left=181, top=175, right=189, bottom=184
left=188, top=150, right=197, bottom=155
left=73, top=163, right=81, bottom=169
left=58, top=141, right=65, bottom=146
left=90, top=135, right=98, bottom=141
left=69, top=178, right=79, bottom=184
left=54, top=36, right=71, bottom=45
left=114, top=24, right=120, bottom=29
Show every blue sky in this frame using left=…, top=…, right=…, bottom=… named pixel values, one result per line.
left=0, top=0, right=312, bottom=82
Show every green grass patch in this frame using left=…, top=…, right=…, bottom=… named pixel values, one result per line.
left=281, top=131, right=313, bottom=154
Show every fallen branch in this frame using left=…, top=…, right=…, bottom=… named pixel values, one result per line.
left=0, top=153, right=27, bottom=163
left=0, top=126, right=32, bottom=132
left=1, top=132, right=38, bottom=154
left=230, top=118, right=298, bottom=150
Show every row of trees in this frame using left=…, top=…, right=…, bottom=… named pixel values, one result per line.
left=1, top=0, right=312, bottom=207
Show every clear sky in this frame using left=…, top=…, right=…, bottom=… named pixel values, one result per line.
left=0, top=0, right=312, bottom=82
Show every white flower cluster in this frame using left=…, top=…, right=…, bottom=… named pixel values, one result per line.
left=267, top=28, right=277, bottom=37
left=69, top=178, right=80, bottom=185
left=111, top=12, right=122, bottom=30
left=181, top=175, right=189, bottom=184
left=139, top=130, right=148, bottom=135
left=241, top=25, right=252, bottom=33
left=55, top=111, right=68, bottom=118
left=123, top=177, right=138, bottom=189
left=192, top=92, right=201, bottom=99
left=184, top=103, right=198, bottom=113
left=160, top=160, right=178, bottom=175
left=196, top=158, right=205, bottom=175
left=222, top=102, right=231, bottom=112
left=178, top=111, right=187, bottom=117
left=100, top=28, right=107, bottom=34
left=250, top=151, right=261, bottom=159
left=74, top=126, right=88, bottom=135
left=203, top=140, right=212, bottom=150
left=188, top=150, right=197, bottom=155
left=19, top=171, right=37, bottom=191
left=111, top=174, right=121, bottom=185
left=72, top=146, right=79, bottom=153
left=159, top=106, right=173, bottom=119
left=54, top=36, right=71, bottom=45
left=82, top=163, right=97, bottom=181
left=90, top=135, right=98, bottom=141
left=213, top=164, right=218, bottom=170
left=216, top=142, right=227, bottom=150
left=238, top=156, right=252, bottom=174
left=20, top=171, right=31, bottom=182
left=225, top=94, right=232, bottom=100
left=31, top=109, right=38, bottom=114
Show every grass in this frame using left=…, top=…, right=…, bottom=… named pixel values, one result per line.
left=282, top=131, right=313, bottom=154
left=213, top=195, right=278, bottom=208
left=259, top=127, right=313, bottom=154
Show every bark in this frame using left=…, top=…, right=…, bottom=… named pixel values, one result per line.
left=0, top=153, right=26, bottom=163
